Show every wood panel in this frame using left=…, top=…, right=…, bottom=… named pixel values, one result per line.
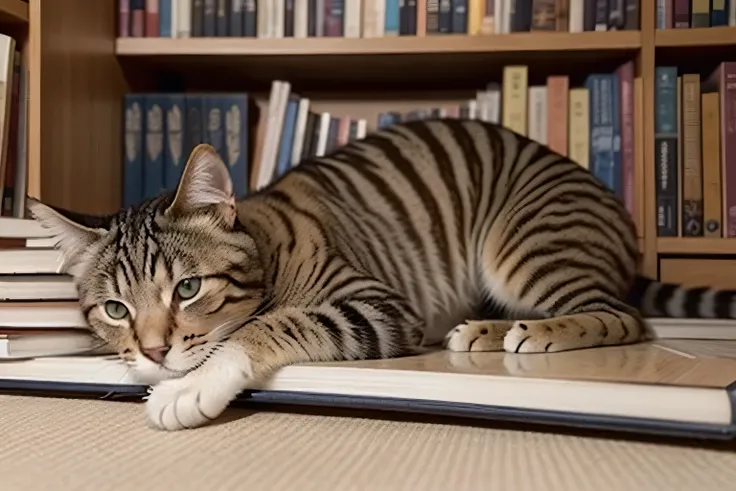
left=660, top=259, right=736, bottom=290
left=0, top=0, right=27, bottom=24
left=640, top=0, right=657, bottom=278
left=29, top=0, right=128, bottom=214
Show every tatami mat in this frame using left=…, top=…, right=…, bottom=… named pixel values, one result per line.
left=1, top=394, right=735, bottom=490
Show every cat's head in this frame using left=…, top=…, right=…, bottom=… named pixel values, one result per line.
left=28, top=144, right=265, bottom=384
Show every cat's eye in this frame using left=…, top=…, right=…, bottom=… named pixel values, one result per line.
left=176, top=277, right=201, bottom=300
left=104, top=301, right=129, bottom=320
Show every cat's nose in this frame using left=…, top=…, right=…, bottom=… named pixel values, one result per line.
left=142, top=345, right=170, bottom=363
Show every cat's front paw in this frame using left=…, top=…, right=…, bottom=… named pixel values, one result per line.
left=145, top=364, right=250, bottom=431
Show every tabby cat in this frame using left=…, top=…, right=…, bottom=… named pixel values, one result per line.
left=28, top=118, right=734, bottom=431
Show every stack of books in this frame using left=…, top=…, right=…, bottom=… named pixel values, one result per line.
left=0, top=216, right=110, bottom=359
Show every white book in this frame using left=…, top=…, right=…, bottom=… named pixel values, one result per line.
left=485, top=84, right=501, bottom=124
left=271, top=0, right=284, bottom=37
left=294, top=0, right=309, bottom=37
left=24, top=236, right=58, bottom=248
left=0, top=249, right=64, bottom=275
left=467, top=100, right=478, bottom=119
left=257, top=81, right=291, bottom=189
left=500, top=0, right=511, bottom=33
left=257, top=0, right=271, bottom=37
left=344, top=0, right=362, bottom=37
left=12, top=66, right=28, bottom=218
left=356, top=119, right=367, bottom=139
left=362, top=0, right=384, bottom=37
left=0, top=302, right=85, bottom=328
left=568, top=0, right=583, bottom=32
left=290, top=98, right=311, bottom=166
left=316, top=0, right=326, bottom=36
left=315, top=112, right=332, bottom=157
left=0, top=275, right=77, bottom=301
left=177, top=0, right=191, bottom=38
left=0, top=217, right=50, bottom=239
left=1, top=330, right=111, bottom=359
left=528, top=86, right=548, bottom=145
left=730, top=1, right=736, bottom=26
left=476, top=91, right=489, bottom=121
left=647, top=318, right=736, bottom=341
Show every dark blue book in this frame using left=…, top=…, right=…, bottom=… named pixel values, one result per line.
left=276, top=97, right=299, bottom=177
left=123, top=94, right=145, bottom=208
left=230, top=0, right=244, bottom=35
left=216, top=0, right=228, bottom=35
left=585, top=74, right=616, bottom=195
left=142, top=95, right=166, bottom=201
left=244, top=0, right=257, bottom=36
left=438, top=0, right=452, bottom=32
left=185, top=95, right=205, bottom=156
left=162, top=94, right=187, bottom=191
left=203, top=95, right=225, bottom=162
left=654, top=67, right=679, bottom=237
left=610, top=71, right=623, bottom=199
left=712, top=0, right=729, bottom=26
left=219, top=93, right=250, bottom=199
left=451, top=0, right=468, bottom=33
left=159, top=0, right=173, bottom=37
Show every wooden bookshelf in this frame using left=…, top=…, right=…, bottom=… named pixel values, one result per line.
left=0, top=0, right=27, bottom=24
left=12, top=0, right=736, bottom=289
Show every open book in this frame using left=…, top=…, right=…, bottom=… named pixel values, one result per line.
left=2, top=339, right=736, bottom=440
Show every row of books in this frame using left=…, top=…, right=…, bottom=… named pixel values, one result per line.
left=654, top=63, right=736, bottom=239
left=118, top=0, right=640, bottom=39
left=0, top=34, right=28, bottom=220
left=656, top=0, right=736, bottom=29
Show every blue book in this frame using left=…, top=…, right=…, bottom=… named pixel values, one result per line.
left=585, top=74, right=616, bottom=194
left=452, top=0, right=468, bottom=33
left=219, top=93, right=250, bottom=198
left=123, top=94, right=145, bottom=208
left=385, top=0, right=400, bottom=35
left=159, top=0, right=173, bottom=37
left=610, top=71, right=623, bottom=199
left=203, top=95, right=225, bottom=160
left=143, top=95, right=166, bottom=201
left=654, top=66, right=679, bottom=236
left=185, top=95, right=205, bottom=156
left=162, top=94, right=186, bottom=191
left=712, top=0, right=729, bottom=26
left=276, top=97, right=299, bottom=178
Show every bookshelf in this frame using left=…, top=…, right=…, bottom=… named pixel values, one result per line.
left=13, top=1, right=736, bottom=289
left=0, top=0, right=27, bottom=24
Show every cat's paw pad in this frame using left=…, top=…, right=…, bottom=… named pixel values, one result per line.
left=443, top=321, right=508, bottom=352
left=504, top=320, right=580, bottom=353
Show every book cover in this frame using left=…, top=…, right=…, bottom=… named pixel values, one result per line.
left=616, top=61, right=635, bottom=219
left=711, top=0, right=727, bottom=25
left=160, top=0, right=174, bottom=36
left=691, top=0, right=710, bottom=27
left=673, top=0, right=689, bottom=27
left=216, top=0, right=229, bottom=35
left=285, top=0, right=295, bottom=36
left=123, top=94, right=145, bottom=208
left=681, top=74, right=704, bottom=237
left=585, top=74, right=616, bottom=194
left=568, top=88, right=590, bottom=169
left=220, top=94, right=250, bottom=199
left=426, top=0, right=440, bottom=33
left=438, top=0, right=452, bottom=32
left=145, top=0, right=160, bottom=36
left=192, top=0, right=205, bottom=36
left=204, top=0, right=217, bottom=35
left=324, top=0, right=344, bottom=36
left=531, top=0, right=556, bottom=30
left=502, top=66, right=528, bottom=136
left=230, top=0, right=244, bottom=35
left=451, top=0, right=468, bottom=33
left=143, top=95, right=165, bottom=200
left=546, top=75, right=568, bottom=156
left=131, top=0, right=145, bottom=36
left=120, top=0, right=131, bottom=37
left=275, top=97, right=299, bottom=177
left=385, top=0, right=400, bottom=35
left=624, top=0, right=638, bottom=29
left=654, top=67, right=679, bottom=237
left=701, top=92, right=722, bottom=238
left=162, top=94, right=186, bottom=191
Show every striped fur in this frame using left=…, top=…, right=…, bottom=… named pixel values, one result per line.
left=28, top=118, right=736, bottom=430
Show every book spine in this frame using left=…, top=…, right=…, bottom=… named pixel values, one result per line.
left=568, top=88, right=590, bottom=169
left=569, top=0, right=584, bottom=31
left=438, top=0, right=452, bottom=32
left=480, top=0, right=494, bottom=33
left=344, top=0, right=362, bottom=36
left=203, top=0, right=217, bottom=35
left=203, top=96, right=225, bottom=164
left=131, top=0, right=146, bottom=36
left=654, top=67, right=678, bottom=237
left=611, top=71, right=623, bottom=200
left=301, top=112, right=317, bottom=159
left=502, top=65, right=528, bottom=136
left=162, top=94, right=186, bottom=191
left=192, top=0, right=205, bottom=36
left=594, top=0, right=608, bottom=30
left=673, top=0, right=689, bottom=27
left=120, top=0, right=131, bottom=37
left=216, top=0, right=229, bottom=35
left=690, top=0, right=709, bottom=27
left=185, top=95, right=205, bottom=156
left=583, top=0, right=596, bottom=30
left=386, top=0, right=400, bottom=35
left=527, top=86, right=547, bottom=145
left=285, top=0, right=295, bottom=36
left=123, top=95, right=145, bottom=207
left=145, top=0, right=160, bottom=36
left=607, top=0, right=624, bottom=29
left=160, top=0, right=173, bottom=36
left=230, top=0, right=244, bottom=35
left=143, top=95, right=165, bottom=200
left=244, top=0, right=257, bottom=36
left=556, top=0, right=569, bottom=31
left=220, top=94, right=249, bottom=198
left=624, top=0, right=638, bottom=29
left=546, top=75, right=568, bottom=156
left=511, top=0, right=533, bottom=31
left=617, top=61, right=635, bottom=218
left=711, top=0, right=727, bottom=26
left=681, top=74, right=703, bottom=236
left=276, top=98, right=299, bottom=177
left=325, top=0, right=344, bottom=36
left=721, top=64, right=736, bottom=237
left=399, top=0, right=407, bottom=34
left=585, top=74, right=616, bottom=193
left=701, top=92, right=723, bottom=237
left=416, top=0, right=428, bottom=34
left=452, top=0, right=468, bottom=33
left=531, top=0, right=556, bottom=30
left=426, top=0, right=440, bottom=33
left=307, top=0, right=318, bottom=35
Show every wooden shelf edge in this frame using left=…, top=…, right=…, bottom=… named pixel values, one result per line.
left=655, top=26, right=736, bottom=48
left=657, top=238, right=736, bottom=255
left=0, top=0, right=27, bottom=23
left=115, top=31, right=642, bottom=56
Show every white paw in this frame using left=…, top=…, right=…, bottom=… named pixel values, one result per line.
left=145, top=361, right=250, bottom=431
left=443, top=321, right=509, bottom=352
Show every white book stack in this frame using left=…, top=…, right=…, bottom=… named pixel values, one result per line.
left=0, top=216, right=109, bottom=359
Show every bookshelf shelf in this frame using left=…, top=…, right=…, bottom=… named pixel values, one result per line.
left=655, top=26, right=736, bottom=48
left=0, top=0, right=27, bottom=24
left=115, top=31, right=642, bottom=57
left=657, top=238, right=736, bottom=255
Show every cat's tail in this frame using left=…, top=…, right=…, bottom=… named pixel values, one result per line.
left=627, top=275, right=736, bottom=318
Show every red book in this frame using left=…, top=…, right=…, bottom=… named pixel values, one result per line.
left=145, top=0, right=160, bottom=37
left=131, top=0, right=145, bottom=37
left=323, top=0, right=344, bottom=37
left=119, top=0, right=130, bottom=37
left=617, top=61, right=635, bottom=218
left=673, top=0, right=689, bottom=28
left=546, top=75, right=568, bottom=157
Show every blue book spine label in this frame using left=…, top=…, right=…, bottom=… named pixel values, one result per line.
left=143, top=94, right=166, bottom=201
left=162, top=94, right=186, bottom=191
left=203, top=96, right=225, bottom=160
left=123, top=94, right=145, bottom=208
left=276, top=98, right=299, bottom=178
left=385, top=0, right=400, bottom=35
left=585, top=74, right=615, bottom=193
left=185, top=95, right=205, bottom=156
left=219, top=93, right=250, bottom=199
left=160, top=0, right=172, bottom=37
left=610, top=71, right=623, bottom=198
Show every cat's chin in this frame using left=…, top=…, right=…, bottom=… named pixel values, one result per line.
left=128, top=354, right=187, bottom=385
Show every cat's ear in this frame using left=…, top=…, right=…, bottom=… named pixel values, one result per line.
left=166, top=144, right=236, bottom=227
left=26, top=198, right=107, bottom=273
